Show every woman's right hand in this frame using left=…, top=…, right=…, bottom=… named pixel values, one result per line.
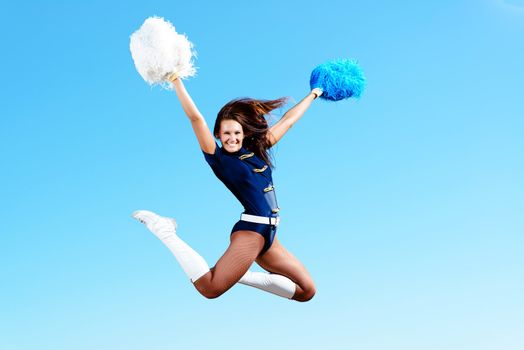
left=165, top=72, right=179, bottom=84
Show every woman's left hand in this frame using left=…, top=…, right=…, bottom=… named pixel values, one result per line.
left=311, top=88, right=323, bottom=99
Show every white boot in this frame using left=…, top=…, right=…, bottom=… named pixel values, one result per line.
left=238, top=270, right=296, bottom=299
left=132, top=210, right=210, bottom=283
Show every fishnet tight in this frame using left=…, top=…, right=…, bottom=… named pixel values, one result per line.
left=193, top=230, right=265, bottom=299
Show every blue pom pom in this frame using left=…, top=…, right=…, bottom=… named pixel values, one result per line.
left=310, top=59, right=366, bottom=101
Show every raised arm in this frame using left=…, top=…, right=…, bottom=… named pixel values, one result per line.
left=168, top=74, right=216, bottom=154
left=267, top=88, right=322, bottom=147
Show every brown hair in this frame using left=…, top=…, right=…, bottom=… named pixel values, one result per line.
left=214, top=97, right=288, bottom=168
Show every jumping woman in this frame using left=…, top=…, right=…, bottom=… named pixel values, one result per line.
left=133, top=73, right=323, bottom=302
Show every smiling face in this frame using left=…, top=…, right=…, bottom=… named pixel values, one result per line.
left=218, top=119, right=245, bottom=153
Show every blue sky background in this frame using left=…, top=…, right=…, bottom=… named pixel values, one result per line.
left=1, top=0, right=523, bottom=349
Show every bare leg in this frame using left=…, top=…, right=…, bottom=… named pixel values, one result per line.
left=193, top=230, right=264, bottom=299
left=256, top=237, right=316, bottom=302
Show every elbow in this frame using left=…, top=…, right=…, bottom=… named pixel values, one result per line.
left=189, top=115, right=204, bottom=123
left=282, top=118, right=294, bottom=129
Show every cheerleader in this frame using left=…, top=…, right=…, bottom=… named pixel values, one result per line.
left=130, top=17, right=364, bottom=301
left=134, top=73, right=322, bottom=301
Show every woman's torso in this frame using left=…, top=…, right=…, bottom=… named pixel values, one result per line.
left=203, top=144, right=280, bottom=217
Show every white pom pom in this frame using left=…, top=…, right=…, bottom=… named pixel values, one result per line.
left=130, top=16, right=197, bottom=88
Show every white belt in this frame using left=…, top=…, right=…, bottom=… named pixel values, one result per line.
left=240, top=213, right=280, bottom=226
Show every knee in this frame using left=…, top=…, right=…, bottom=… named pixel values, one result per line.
left=201, top=288, right=225, bottom=299
left=302, top=287, right=316, bottom=302
left=295, top=285, right=316, bottom=302
left=195, top=282, right=226, bottom=300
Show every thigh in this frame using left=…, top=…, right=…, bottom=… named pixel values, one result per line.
left=208, top=230, right=265, bottom=289
left=255, top=237, right=315, bottom=290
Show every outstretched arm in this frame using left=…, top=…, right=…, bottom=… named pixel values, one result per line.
left=267, top=88, right=322, bottom=147
left=169, top=74, right=216, bottom=154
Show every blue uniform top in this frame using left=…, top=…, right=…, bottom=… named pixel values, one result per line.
left=203, top=142, right=280, bottom=218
